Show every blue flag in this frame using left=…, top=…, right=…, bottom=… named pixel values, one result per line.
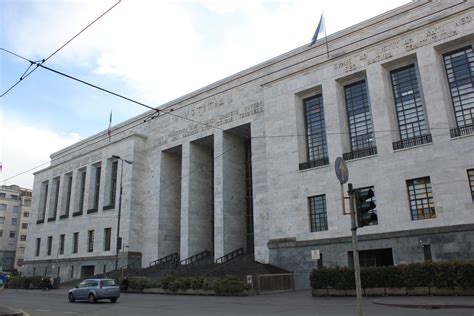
left=310, top=14, right=325, bottom=47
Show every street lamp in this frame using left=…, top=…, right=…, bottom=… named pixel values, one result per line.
left=111, top=155, right=133, bottom=271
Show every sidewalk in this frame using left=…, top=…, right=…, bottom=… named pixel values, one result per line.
left=371, top=296, right=474, bottom=309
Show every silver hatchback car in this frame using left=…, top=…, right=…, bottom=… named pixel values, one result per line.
left=68, top=278, right=120, bottom=303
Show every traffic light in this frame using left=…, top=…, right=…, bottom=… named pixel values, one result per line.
left=354, top=188, right=377, bottom=227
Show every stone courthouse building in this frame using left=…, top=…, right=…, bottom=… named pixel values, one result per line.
left=24, top=1, right=474, bottom=287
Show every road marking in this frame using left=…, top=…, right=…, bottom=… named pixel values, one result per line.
left=64, top=312, right=78, bottom=314
left=35, top=309, right=51, bottom=312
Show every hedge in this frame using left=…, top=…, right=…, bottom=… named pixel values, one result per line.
left=310, top=260, right=474, bottom=289
left=121, top=275, right=247, bottom=294
left=6, top=276, right=43, bottom=289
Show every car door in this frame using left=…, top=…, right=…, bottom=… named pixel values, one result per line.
left=74, top=280, right=88, bottom=300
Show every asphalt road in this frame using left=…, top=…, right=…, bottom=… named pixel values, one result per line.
left=1, top=289, right=473, bottom=316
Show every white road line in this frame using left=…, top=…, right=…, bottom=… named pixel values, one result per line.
left=64, top=312, right=78, bottom=314
left=35, top=309, right=52, bottom=312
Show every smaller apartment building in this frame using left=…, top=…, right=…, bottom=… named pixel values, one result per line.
left=0, top=185, right=32, bottom=272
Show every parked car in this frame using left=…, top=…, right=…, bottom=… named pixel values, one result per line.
left=68, top=279, right=120, bottom=303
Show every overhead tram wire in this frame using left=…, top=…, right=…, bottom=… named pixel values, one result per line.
left=0, top=50, right=454, bottom=184
left=0, top=0, right=121, bottom=98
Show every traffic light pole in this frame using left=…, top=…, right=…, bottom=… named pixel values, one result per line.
left=348, top=183, right=363, bottom=316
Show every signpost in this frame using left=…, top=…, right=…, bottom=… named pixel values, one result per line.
left=334, top=157, right=363, bottom=316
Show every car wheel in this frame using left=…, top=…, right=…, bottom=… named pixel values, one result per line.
left=68, top=293, right=75, bottom=303
left=88, top=293, right=96, bottom=304
left=110, top=298, right=117, bottom=303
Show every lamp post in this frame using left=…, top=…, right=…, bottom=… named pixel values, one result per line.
left=111, top=155, right=132, bottom=271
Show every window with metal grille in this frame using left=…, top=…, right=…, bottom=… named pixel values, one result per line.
left=49, top=177, right=60, bottom=221
left=88, top=230, right=94, bottom=252
left=344, top=80, right=376, bottom=158
left=110, top=161, right=118, bottom=207
left=303, top=95, right=328, bottom=168
left=75, top=169, right=86, bottom=216
left=468, top=169, right=474, bottom=201
left=59, top=234, right=65, bottom=255
left=38, top=181, right=48, bottom=222
left=35, top=238, right=41, bottom=256
left=308, top=195, right=328, bottom=232
left=406, top=177, right=436, bottom=220
left=88, top=164, right=101, bottom=213
left=47, top=236, right=52, bottom=256
left=443, top=46, right=474, bottom=136
left=62, top=173, right=73, bottom=218
left=72, top=232, right=79, bottom=254
left=104, top=228, right=112, bottom=251
left=390, top=64, right=431, bottom=149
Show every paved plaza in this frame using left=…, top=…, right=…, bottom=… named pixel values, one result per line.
left=1, top=289, right=474, bottom=316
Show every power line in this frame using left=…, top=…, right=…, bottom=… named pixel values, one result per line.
left=0, top=48, right=456, bottom=183
left=0, top=0, right=121, bottom=97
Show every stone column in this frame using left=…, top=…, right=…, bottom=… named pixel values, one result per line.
left=213, top=131, right=225, bottom=259
left=180, top=142, right=191, bottom=260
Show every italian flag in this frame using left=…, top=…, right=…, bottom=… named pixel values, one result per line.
left=108, top=110, right=112, bottom=142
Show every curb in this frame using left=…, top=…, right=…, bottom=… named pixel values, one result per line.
left=371, top=301, right=474, bottom=310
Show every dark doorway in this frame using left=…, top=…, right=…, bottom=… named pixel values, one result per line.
left=80, top=265, right=95, bottom=278
left=348, top=248, right=393, bottom=268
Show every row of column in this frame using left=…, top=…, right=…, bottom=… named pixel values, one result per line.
left=157, top=127, right=250, bottom=262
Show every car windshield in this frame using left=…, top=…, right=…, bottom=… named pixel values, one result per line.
left=101, top=280, right=116, bottom=286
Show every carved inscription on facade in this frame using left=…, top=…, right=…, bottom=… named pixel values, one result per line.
left=332, top=14, right=472, bottom=74
left=155, top=101, right=264, bottom=146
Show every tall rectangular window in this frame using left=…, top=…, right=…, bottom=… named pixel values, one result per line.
left=308, top=195, right=328, bottom=232
left=0, top=217, right=4, bottom=224
left=35, top=238, right=41, bottom=256
left=104, top=228, right=112, bottom=251
left=88, top=164, right=101, bottom=213
left=468, top=169, right=474, bottom=201
left=406, top=177, right=435, bottom=220
left=391, top=64, right=431, bottom=149
left=13, top=206, right=19, bottom=213
left=47, top=236, right=52, bottom=256
left=0, top=204, right=6, bottom=211
left=343, top=80, right=376, bottom=160
left=59, top=234, right=65, bottom=255
left=38, top=181, right=49, bottom=223
left=87, top=230, right=95, bottom=252
left=73, top=232, right=79, bottom=254
left=75, top=169, right=86, bottom=216
left=49, top=177, right=60, bottom=221
left=62, top=173, right=73, bottom=218
left=110, top=161, right=118, bottom=207
left=301, top=95, right=329, bottom=169
left=443, top=46, right=474, bottom=137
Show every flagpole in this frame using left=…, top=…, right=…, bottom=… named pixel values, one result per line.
left=323, top=12, right=330, bottom=58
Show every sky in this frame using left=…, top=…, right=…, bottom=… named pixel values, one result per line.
left=0, top=0, right=411, bottom=189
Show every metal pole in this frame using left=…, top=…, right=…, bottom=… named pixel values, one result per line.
left=115, top=159, right=124, bottom=271
left=348, top=183, right=363, bottom=316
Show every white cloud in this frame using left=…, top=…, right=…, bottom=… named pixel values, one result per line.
left=3, top=0, right=410, bottom=104
left=0, top=111, right=83, bottom=189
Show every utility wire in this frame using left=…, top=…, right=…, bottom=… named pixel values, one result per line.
left=0, top=0, right=121, bottom=97
left=0, top=48, right=456, bottom=184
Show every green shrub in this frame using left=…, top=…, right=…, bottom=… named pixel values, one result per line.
left=161, top=276, right=175, bottom=290
left=309, top=260, right=474, bottom=290
left=191, top=277, right=205, bottom=290
left=178, top=278, right=191, bottom=290
left=168, top=279, right=180, bottom=292
left=212, top=276, right=249, bottom=295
